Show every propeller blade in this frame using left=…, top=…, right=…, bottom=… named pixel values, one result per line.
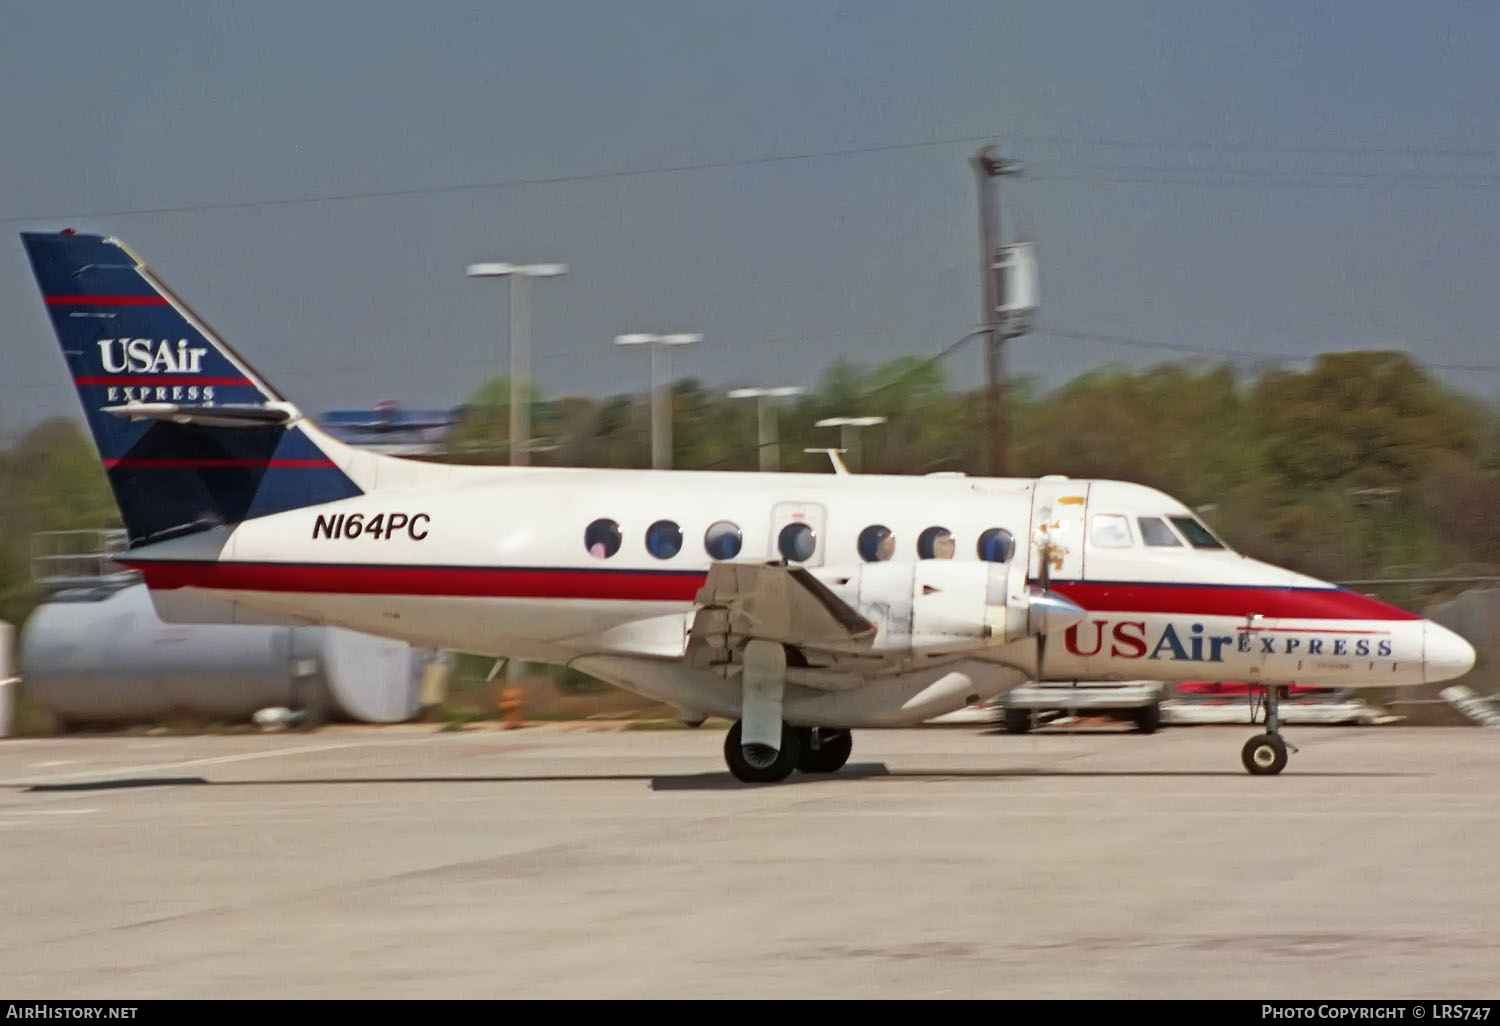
left=1034, top=536, right=1052, bottom=679
left=1027, top=537, right=1084, bottom=679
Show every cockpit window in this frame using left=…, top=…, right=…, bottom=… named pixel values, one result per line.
left=1138, top=516, right=1183, bottom=547
left=1169, top=516, right=1226, bottom=550
left=1090, top=514, right=1133, bottom=548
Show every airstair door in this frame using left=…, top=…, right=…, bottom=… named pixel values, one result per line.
left=1027, top=478, right=1089, bottom=583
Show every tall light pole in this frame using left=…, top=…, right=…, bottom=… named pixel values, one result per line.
left=815, top=415, right=886, bottom=473
left=615, top=333, right=701, bottom=469
left=466, top=261, right=568, bottom=466
left=727, top=386, right=804, bottom=471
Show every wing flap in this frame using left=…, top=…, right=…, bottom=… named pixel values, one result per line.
left=692, top=562, right=877, bottom=652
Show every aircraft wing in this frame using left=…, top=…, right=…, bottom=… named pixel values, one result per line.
left=688, top=561, right=877, bottom=666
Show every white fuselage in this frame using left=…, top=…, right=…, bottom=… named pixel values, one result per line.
left=119, top=462, right=1473, bottom=727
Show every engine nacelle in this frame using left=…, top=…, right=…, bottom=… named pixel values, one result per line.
left=812, top=562, right=1085, bottom=655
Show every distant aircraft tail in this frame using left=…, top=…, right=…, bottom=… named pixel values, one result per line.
left=20, top=230, right=366, bottom=546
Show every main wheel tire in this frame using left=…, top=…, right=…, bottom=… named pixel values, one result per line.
left=796, top=728, right=853, bottom=773
left=1134, top=702, right=1162, bottom=734
left=1002, top=708, right=1033, bottom=734
left=1240, top=732, right=1288, bottom=775
left=724, top=720, right=800, bottom=783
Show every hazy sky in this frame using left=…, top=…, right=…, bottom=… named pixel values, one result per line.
left=3, top=1, right=1499, bottom=437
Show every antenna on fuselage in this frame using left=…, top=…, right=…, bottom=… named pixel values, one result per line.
left=803, top=448, right=851, bottom=476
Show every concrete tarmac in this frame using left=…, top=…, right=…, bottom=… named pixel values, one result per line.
left=1, top=723, right=1497, bottom=999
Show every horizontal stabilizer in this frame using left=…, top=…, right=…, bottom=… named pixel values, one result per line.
left=101, top=402, right=295, bottom=429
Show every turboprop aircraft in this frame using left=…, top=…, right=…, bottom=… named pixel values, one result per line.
left=19, top=230, right=1477, bottom=782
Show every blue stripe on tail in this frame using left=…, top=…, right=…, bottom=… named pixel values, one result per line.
left=21, top=231, right=362, bottom=545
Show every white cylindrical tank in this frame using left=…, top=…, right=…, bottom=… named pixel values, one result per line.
left=19, top=584, right=433, bottom=726
left=1, top=619, right=16, bottom=738
left=317, top=626, right=429, bottom=724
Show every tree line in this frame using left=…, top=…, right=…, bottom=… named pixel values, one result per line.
left=446, top=349, right=1500, bottom=610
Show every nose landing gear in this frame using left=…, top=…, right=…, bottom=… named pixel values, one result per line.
left=1241, top=732, right=1288, bottom=775
left=1241, top=684, right=1300, bottom=775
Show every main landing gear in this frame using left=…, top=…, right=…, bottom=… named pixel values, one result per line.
left=1241, top=683, right=1300, bottom=776
left=723, top=721, right=854, bottom=783
left=724, top=720, right=801, bottom=783
left=724, top=639, right=854, bottom=783
left=795, top=727, right=853, bottom=774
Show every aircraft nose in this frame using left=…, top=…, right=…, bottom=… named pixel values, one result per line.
left=1423, top=622, right=1477, bottom=684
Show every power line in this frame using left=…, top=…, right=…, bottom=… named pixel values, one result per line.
left=1030, top=162, right=1500, bottom=183
left=1034, top=326, right=1500, bottom=375
left=1007, top=132, right=1500, bottom=161
left=1035, top=327, right=1308, bottom=363
left=689, top=328, right=989, bottom=471
left=862, top=329, right=989, bottom=398
left=8, top=129, right=1500, bottom=224
left=1027, top=168, right=1500, bottom=191
left=0, top=132, right=1005, bottom=224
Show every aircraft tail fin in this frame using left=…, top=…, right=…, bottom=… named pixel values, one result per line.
left=20, top=230, right=366, bottom=546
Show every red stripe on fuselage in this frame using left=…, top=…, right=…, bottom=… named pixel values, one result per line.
left=46, top=295, right=167, bottom=306
left=74, top=376, right=253, bottom=386
left=1045, top=581, right=1420, bottom=622
left=127, top=561, right=708, bottom=603
left=103, top=458, right=337, bottom=470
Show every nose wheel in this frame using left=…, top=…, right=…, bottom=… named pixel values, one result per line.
left=1241, top=684, right=1299, bottom=775
left=1241, top=733, right=1287, bottom=774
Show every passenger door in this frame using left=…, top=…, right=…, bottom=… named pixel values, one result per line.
left=1028, top=478, right=1089, bottom=583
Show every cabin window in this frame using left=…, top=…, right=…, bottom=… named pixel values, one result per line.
left=1138, top=517, right=1183, bottom=547
left=585, top=518, right=622, bottom=559
left=645, top=520, right=683, bottom=559
left=917, top=526, right=955, bottom=559
left=1170, top=516, right=1226, bottom=550
left=977, top=528, right=1015, bottom=563
left=1090, top=513, right=1133, bottom=548
left=778, top=522, right=816, bottom=563
left=858, top=525, right=895, bottom=562
left=704, top=520, right=743, bottom=560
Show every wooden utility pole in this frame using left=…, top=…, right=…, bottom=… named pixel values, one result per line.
left=973, top=146, right=1019, bottom=477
